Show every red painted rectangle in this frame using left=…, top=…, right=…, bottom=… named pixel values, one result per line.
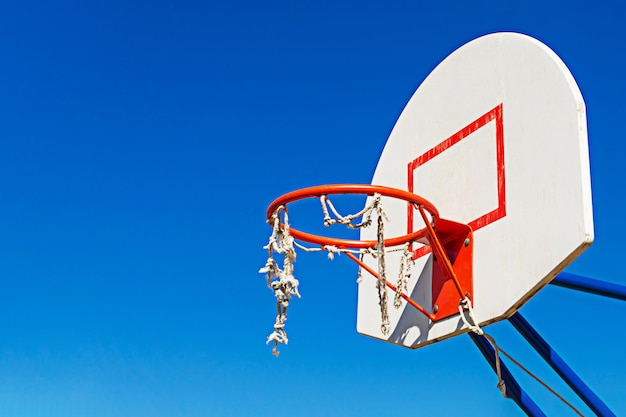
left=408, top=103, right=505, bottom=258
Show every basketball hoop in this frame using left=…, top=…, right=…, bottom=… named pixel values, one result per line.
left=260, top=184, right=474, bottom=355
left=266, top=184, right=440, bottom=248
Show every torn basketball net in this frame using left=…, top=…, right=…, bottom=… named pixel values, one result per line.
left=259, top=193, right=412, bottom=356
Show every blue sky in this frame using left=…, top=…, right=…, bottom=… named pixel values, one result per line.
left=0, top=1, right=624, bottom=416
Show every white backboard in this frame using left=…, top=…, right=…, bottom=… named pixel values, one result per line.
left=357, top=32, right=593, bottom=348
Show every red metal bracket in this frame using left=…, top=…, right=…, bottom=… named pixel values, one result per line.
left=425, top=216, right=473, bottom=321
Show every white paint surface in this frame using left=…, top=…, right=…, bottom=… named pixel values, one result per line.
left=357, top=32, right=593, bottom=348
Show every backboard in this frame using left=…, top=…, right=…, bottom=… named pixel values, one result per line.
left=356, top=32, right=594, bottom=348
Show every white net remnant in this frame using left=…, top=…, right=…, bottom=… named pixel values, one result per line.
left=259, top=206, right=300, bottom=356
left=260, top=193, right=409, bottom=354
left=322, top=193, right=391, bottom=334
left=374, top=199, right=390, bottom=334
left=394, top=243, right=413, bottom=309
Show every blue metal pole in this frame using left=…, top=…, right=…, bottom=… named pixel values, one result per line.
left=551, top=273, right=626, bottom=301
left=469, top=333, right=546, bottom=417
left=509, top=312, right=615, bottom=417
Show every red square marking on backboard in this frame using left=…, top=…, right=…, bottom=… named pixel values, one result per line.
left=408, top=103, right=505, bottom=258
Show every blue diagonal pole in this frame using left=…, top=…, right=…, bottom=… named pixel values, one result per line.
left=469, top=333, right=546, bottom=417
left=551, top=273, right=626, bottom=301
left=509, top=312, right=615, bottom=417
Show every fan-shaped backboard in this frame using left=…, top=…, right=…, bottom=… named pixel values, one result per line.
left=357, top=32, right=593, bottom=349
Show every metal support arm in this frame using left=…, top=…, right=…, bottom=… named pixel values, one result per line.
left=469, top=333, right=546, bottom=417
left=509, top=312, right=615, bottom=417
left=551, top=273, right=626, bottom=301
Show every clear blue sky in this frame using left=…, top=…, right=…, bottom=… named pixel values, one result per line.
left=0, top=1, right=624, bottom=416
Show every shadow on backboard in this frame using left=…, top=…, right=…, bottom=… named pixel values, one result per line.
left=388, top=254, right=465, bottom=347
